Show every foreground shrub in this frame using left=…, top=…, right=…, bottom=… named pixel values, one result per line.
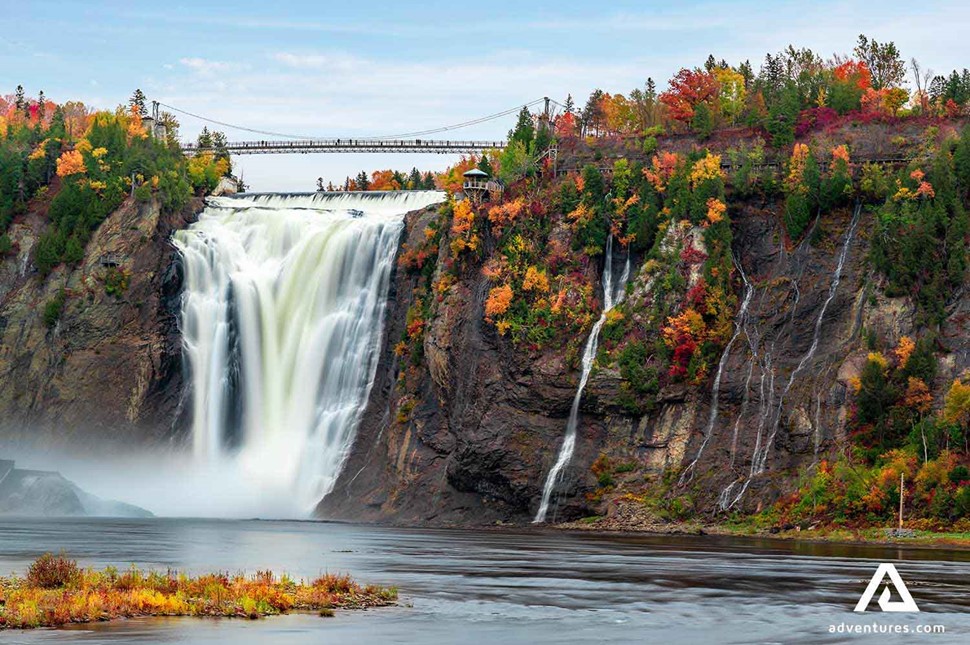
left=26, top=553, right=79, bottom=589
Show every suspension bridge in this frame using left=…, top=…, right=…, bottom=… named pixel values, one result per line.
left=154, top=98, right=559, bottom=156
left=180, top=138, right=507, bottom=155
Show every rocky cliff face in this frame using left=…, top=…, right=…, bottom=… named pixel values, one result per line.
left=0, top=190, right=201, bottom=446
left=322, top=195, right=970, bottom=526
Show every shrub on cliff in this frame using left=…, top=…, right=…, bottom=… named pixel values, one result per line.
left=42, top=289, right=66, bottom=328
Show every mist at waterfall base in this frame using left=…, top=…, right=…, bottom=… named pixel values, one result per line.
left=9, top=191, right=445, bottom=519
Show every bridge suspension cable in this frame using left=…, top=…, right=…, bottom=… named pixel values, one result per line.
left=155, top=98, right=548, bottom=142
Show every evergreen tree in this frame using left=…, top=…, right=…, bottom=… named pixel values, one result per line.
left=581, top=89, right=604, bottom=136
left=563, top=94, right=574, bottom=114
left=130, top=89, right=148, bottom=117
left=765, top=84, right=800, bottom=147
left=37, top=90, right=46, bottom=121
left=407, top=167, right=422, bottom=190
left=196, top=127, right=214, bottom=150
left=508, top=107, right=535, bottom=152
left=738, top=60, right=754, bottom=87
left=355, top=171, right=370, bottom=191
left=691, top=102, right=714, bottom=140
left=477, top=155, right=493, bottom=176
left=48, top=106, right=66, bottom=140
left=14, top=85, right=26, bottom=114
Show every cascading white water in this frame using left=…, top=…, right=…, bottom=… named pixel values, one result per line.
left=721, top=203, right=861, bottom=509
left=534, top=236, right=631, bottom=524
left=679, top=257, right=755, bottom=485
left=174, top=191, right=445, bottom=516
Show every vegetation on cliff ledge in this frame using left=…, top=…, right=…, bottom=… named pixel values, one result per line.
left=0, top=87, right=231, bottom=276
left=0, top=553, right=396, bottom=629
left=385, top=33, right=970, bottom=534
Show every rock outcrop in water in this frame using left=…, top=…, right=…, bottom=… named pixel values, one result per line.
left=0, top=459, right=152, bottom=516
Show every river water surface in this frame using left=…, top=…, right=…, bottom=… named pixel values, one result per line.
left=1, top=518, right=969, bottom=644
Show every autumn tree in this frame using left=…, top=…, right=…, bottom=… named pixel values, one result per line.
left=829, top=60, right=872, bottom=114
left=55, top=149, right=85, bottom=177
left=659, top=68, right=719, bottom=125
left=854, top=35, right=906, bottom=90
left=713, top=67, right=746, bottom=124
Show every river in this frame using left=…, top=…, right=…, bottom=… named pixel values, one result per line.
left=1, top=518, right=968, bottom=644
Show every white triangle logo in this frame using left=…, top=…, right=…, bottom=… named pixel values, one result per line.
left=854, top=563, right=920, bottom=612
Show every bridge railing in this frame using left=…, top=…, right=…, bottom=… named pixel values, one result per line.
left=182, top=139, right=508, bottom=155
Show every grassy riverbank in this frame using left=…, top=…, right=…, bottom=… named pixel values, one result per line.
left=0, top=553, right=396, bottom=629
left=557, top=501, right=970, bottom=549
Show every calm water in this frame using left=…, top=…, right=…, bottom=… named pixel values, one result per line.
left=1, top=518, right=969, bottom=644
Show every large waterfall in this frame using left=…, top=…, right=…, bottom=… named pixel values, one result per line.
left=534, top=236, right=631, bottom=523
left=174, top=191, right=444, bottom=516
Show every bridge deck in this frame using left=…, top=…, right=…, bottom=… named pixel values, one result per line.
left=182, top=139, right=507, bottom=155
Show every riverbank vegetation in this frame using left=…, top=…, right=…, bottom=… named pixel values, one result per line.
left=0, top=553, right=396, bottom=629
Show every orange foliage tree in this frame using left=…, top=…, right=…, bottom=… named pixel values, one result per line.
left=484, top=284, right=513, bottom=322
left=55, top=149, right=86, bottom=177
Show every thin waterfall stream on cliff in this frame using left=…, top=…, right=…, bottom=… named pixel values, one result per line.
left=535, top=235, right=631, bottom=523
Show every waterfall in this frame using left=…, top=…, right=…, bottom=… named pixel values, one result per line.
left=174, top=190, right=444, bottom=515
left=534, top=236, right=631, bottom=524
left=679, top=257, right=754, bottom=485
left=722, top=203, right=861, bottom=509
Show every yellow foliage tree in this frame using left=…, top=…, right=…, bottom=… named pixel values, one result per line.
left=894, top=336, right=915, bottom=368
left=712, top=67, right=746, bottom=124
left=705, top=197, right=726, bottom=224
left=943, top=379, right=970, bottom=428
left=522, top=266, right=550, bottom=292
left=55, top=149, right=86, bottom=177
left=449, top=199, right=479, bottom=257
left=688, top=153, right=723, bottom=188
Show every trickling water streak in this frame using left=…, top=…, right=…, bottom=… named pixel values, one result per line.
left=174, top=191, right=445, bottom=515
left=726, top=203, right=861, bottom=509
left=534, top=236, right=630, bottom=524
left=680, top=258, right=754, bottom=485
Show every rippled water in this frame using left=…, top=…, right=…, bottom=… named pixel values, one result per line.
left=1, top=519, right=969, bottom=644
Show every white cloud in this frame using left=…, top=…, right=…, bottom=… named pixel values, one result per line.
left=271, top=52, right=361, bottom=71
left=179, top=57, right=239, bottom=75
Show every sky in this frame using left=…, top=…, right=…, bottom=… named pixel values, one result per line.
left=2, top=0, right=969, bottom=191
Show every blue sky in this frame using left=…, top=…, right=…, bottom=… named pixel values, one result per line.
left=2, top=0, right=968, bottom=190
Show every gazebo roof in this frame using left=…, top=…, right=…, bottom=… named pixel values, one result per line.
left=463, top=168, right=489, bottom=178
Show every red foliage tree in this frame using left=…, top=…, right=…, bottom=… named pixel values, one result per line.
left=659, top=68, right=719, bottom=124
